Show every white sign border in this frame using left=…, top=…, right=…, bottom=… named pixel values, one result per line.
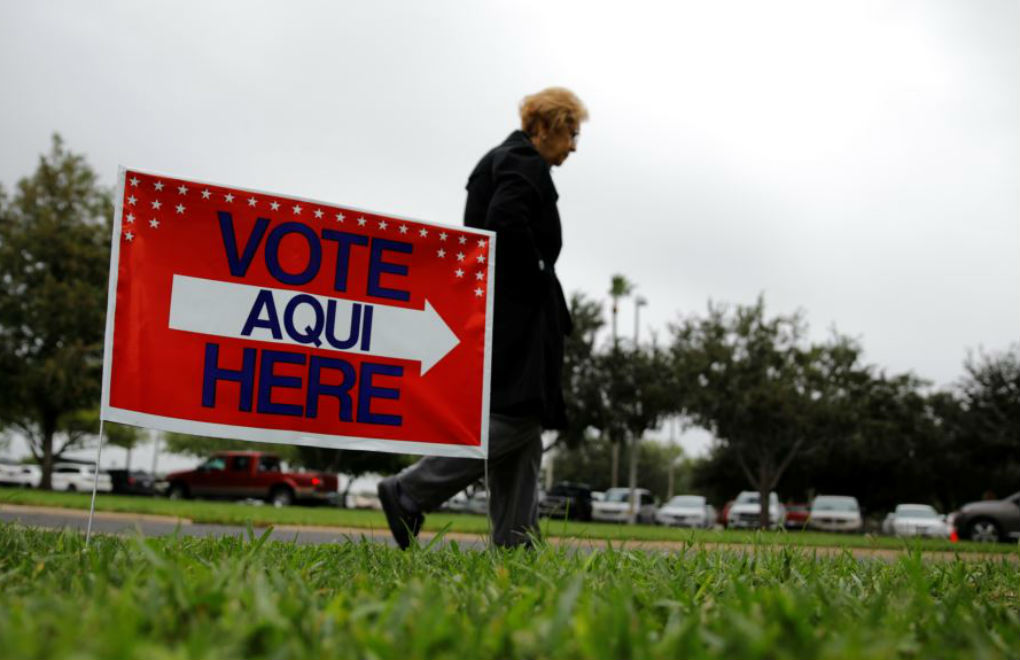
left=101, top=165, right=494, bottom=460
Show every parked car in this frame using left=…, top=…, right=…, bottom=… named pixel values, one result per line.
left=0, top=461, right=41, bottom=488
left=592, top=487, right=658, bottom=524
left=783, top=502, right=810, bottom=530
left=107, top=469, right=161, bottom=496
left=949, top=491, right=1020, bottom=543
left=346, top=489, right=382, bottom=510
left=808, top=495, right=863, bottom=533
left=726, top=491, right=785, bottom=529
left=882, top=504, right=950, bottom=538
left=591, top=491, right=605, bottom=502
left=440, top=490, right=471, bottom=513
left=165, top=452, right=338, bottom=506
left=655, top=495, right=717, bottom=528
left=539, top=481, right=593, bottom=521
left=719, top=499, right=735, bottom=526
left=51, top=463, right=113, bottom=493
left=465, top=490, right=489, bottom=515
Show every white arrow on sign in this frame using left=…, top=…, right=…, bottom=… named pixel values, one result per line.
left=168, top=274, right=460, bottom=374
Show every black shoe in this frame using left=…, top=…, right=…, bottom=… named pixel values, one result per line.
left=377, top=477, right=423, bottom=550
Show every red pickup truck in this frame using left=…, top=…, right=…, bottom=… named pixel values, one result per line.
left=165, top=451, right=338, bottom=507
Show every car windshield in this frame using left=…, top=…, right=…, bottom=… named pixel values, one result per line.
left=667, top=496, right=704, bottom=507
left=812, top=497, right=859, bottom=512
left=736, top=492, right=778, bottom=505
left=605, top=489, right=632, bottom=503
left=896, top=505, right=938, bottom=518
left=201, top=458, right=226, bottom=471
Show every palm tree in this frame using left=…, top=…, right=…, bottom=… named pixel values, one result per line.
left=608, top=274, right=633, bottom=487
left=609, top=275, right=633, bottom=350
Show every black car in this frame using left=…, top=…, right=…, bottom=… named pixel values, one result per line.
left=107, top=469, right=161, bottom=496
left=950, top=491, right=1020, bottom=543
left=539, top=482, right=593, bottom=521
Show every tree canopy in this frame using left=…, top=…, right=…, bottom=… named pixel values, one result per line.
left=0, top=135, right=112, bottom=487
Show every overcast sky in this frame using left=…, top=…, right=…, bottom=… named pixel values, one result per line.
left=1, top=1, right=1017, bottom=463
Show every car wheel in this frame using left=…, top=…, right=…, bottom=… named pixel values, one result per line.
left=967, top=518, right=1002, bottom=543
left=167, top=483, right=189, bottom=500
left=270, top=486, right=294, bottom=508
left=66, top=484, right=76, bottom=492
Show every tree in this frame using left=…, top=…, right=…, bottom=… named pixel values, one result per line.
left=929, top=346, right=1020, bottom=506
left=608, top=274, right=633, bottom=350
left=557, top=291, right=606, bottom=450
left=573, top=339, right=677, bottom=522
left=607, top=274, right=634, bottom=487
left=0, top=136, right=111, bottom=489
left=670, top=297, right=870, bottom=528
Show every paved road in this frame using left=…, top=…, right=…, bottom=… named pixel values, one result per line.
left=2, top=504, right=1015, bottom=562
left=0, top=504, right=490, bottom=550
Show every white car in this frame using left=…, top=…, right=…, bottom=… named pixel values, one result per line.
left=882, top=504, right=950, bottom=538
left=592, top=487, right=658, bottom=524
left=807, top=495, right=863, bottom=533
left=726, top=491, right=785, bottom=529
left=50, top=464, right=112, bottom=493
left=655, top=495, right=717, bottom=528
left=0, top=461, right=41, bottom=488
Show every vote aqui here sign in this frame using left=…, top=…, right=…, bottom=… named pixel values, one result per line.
left=101, top=168, right=494, bottom=458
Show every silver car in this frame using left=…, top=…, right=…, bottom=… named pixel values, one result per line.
left=808, top=495, right=863, bottom=533
left=727, top=491, right=785, bottom=529
left=592, top=487, right=658, bottom=524
left=655, top=495, right=717, bottom=528
left=881, top=504, right=950, bottom=538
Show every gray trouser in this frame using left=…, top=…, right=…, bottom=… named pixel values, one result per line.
left=397, top=413, right=543, bottom=548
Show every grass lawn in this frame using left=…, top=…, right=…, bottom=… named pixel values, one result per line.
left=0, top=523, right=1017, bottom=659
left=2, top=487, right=1017, bottom=555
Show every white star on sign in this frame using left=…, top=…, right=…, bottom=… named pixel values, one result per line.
left=175, top=204, right=185, bottom=214
left=437, top=249, right=446, bottom=258
left=455, top=268, right=464, bottom=278
left=154, top=181, right=164, bottom=191
left=477, top=255, right=486, bottom=263
left=474, top=288, right=483, bottom=297
left=418, top=228, right=428, bottom=238
left=151, top=200, right=161, bottom=210
left=458, top=236, right=467, bottom=245
left=439, top=232, right=448, bottom=241
left=379, top=220, right=388, bottom=230
left=292, top=204, right=302, bottom=215
left=398, top=224, right=408, bottom=234
left=270, top=201, right=281, bottom=211
left=475, top=271, right=484, bottom=280
left=126, top=213, right=135, bottom=224
left=247, top=197, right=257, bottom=207
left=201, top=189, right=212, bottom=199
left=314, top=209, right=323, bottom=219
left=149, top=219, right=160, bottom=228
left=224, top=193, right=235, bottom=203
left=178, top=185, right=188, bottom=195
left=335, top=212, right=345, bottom=222
left=456, top=252, right=465, bottom=261
left=357, top=217, right=367, bottom=226
left=125, top=231, right=134, bottom=241
left=477, top=238, right=486, bottom=247
left=127, top=195, right=137, bottom=205
left=129, top=177, right=139, bottom=187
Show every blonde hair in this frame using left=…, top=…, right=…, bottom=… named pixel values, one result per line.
left=519, top=87, right=589, bottom=137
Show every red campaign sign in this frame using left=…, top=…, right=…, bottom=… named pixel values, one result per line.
left=101, top=168, right=494, bottom=459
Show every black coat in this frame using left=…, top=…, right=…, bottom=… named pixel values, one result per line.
left=464, top=131, right=573, bottom=429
